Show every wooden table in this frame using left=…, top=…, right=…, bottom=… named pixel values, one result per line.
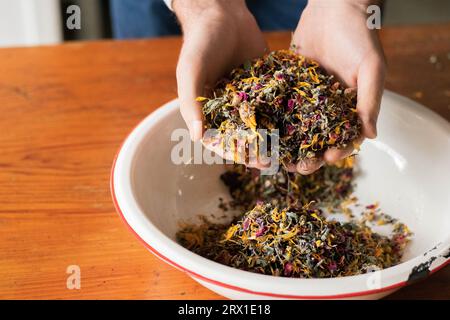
left=0, top=24, right=449, bottom=300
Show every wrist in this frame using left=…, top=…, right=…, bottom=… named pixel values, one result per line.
left=174, top=0, right=247, bottom=27
left=307, top=0, right=382, bottom=9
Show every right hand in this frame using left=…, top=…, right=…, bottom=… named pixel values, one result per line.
left=174, top=0, right=267, bottom=141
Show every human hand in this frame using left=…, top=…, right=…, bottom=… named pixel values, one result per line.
left=174, top=0, right=267, bottom=142
left=291, top=0, right=386, bottom=174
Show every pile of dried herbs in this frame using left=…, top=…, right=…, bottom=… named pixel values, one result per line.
left=220, top=158, right=354, bottom=212
left=177, top=202, right=410, bottom=278
left=199, top=49, right=362, bottom=165
left=176, top=162, right=412, bottom=278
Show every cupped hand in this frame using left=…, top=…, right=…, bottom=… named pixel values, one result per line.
left=174, top=0, right=267, bottom=143
left=291, top=0, right=386, bottom=174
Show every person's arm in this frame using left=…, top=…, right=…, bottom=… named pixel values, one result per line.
left=173, top=0, right=267, bottom=141
left=291, top=0, right=386, bottom=174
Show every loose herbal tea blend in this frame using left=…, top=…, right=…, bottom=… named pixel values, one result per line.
left=178, top=50, right=411, bottom=278
left=176, top=161, right=412, bottom=278
left=198, top=49, right=362, bottom=166
left=177, top=202, right=410, bottom=278
left=220, top=157, right=355, bottom=212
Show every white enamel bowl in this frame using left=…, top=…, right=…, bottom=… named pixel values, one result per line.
left=111, top=91, right=450, bottom=299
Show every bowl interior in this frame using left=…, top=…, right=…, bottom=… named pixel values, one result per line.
left=130, top=93, right=450, bottom=263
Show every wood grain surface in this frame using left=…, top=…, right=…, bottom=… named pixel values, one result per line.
left=0, top=24, right=449, bottom=300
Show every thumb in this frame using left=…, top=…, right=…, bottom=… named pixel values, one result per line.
left=356, top=53, right=386, bottom=139
left=176, top=53, right=205, bottom=142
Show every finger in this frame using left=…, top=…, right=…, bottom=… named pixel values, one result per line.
left=202, top=137, right=270, bottom=169
left=285, top=163, right=298, bottom=173
left=176, top=49, right=206, bottom=141
left=296, top=158, right=324, bottom=175
left=356, top=52, right=386, bottom=139
left=246, top=161, right=270, bottom=170
left=324, top=145, right=355, bottom=163
left=324, top=136, right=365, bottom=163
left=177, top=86, right=204, bottom=141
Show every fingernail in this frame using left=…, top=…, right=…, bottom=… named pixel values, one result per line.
left=190, top=120, right=203, bottom=141
left=296, top=159, right=324, bottom=174
left=371, top=119, right=378, bottom=138
left=324, top=152, right=335, bottom=163
left=364, top=118, right=377, bottom=139
left=297, top=160, right=310, bottom=171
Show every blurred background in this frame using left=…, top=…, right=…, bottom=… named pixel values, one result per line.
left=0, top=0, right=449, bottom=48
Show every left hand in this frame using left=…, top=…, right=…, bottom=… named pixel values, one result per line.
left=291, top=0, right=386, bottom=174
